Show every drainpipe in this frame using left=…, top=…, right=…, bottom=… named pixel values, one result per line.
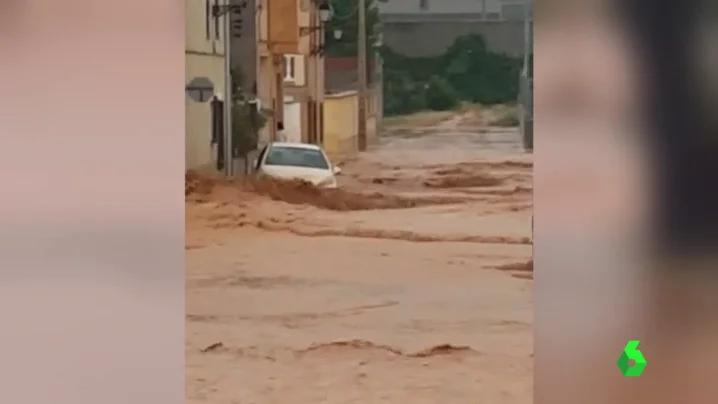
left=357, top=0, right=368, bottom=151
left=223, top=0, right=234, bottom=176
left=521, top=0, right=533, bottom=152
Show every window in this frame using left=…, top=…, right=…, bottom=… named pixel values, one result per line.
left=205, top=0, right=211, bottom=39
left=419, top=0, right=429, bottom=10
left=283, top=55, right=297, bottom=83
left=264, top=146, right=330, bottom=170
left=214, top=0, right=221, bottom=39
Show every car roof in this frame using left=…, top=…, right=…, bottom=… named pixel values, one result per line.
left=269, top=142, right=322, bottom=151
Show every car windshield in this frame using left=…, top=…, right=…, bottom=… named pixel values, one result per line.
left=264, top=146, right=330, bottom=170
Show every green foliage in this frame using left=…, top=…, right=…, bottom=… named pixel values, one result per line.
left=381, top=34, right=522, bottom=116
left=382, top=69, right=426, bottom=115
left=230, top=67, right=268, bottom=157
left=323, top=0, right=380, bottom=57
left=441, top=35, right=520, bottom=104
left=232, top=102, right=268, bottom=157
left=425, top=76, right=460, bottom=111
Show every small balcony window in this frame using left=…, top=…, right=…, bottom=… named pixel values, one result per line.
left=283, top=55, right=297, bottom=83
left=205, top=0, right=211, bottom=39
left=214, top=0, right=221, bottom=39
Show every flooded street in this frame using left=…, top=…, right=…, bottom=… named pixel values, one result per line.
left=185, top=113, right=533, bottom=403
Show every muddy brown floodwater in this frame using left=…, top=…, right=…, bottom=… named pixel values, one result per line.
left=186, top=113, right=533, bottom=403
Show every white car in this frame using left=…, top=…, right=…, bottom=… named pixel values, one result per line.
left=253, top=142, right=341, bottom=188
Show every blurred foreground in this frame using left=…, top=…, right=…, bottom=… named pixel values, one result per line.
left=535, top=0, right=718, bottom=402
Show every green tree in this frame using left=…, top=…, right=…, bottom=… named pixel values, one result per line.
left=425, top=75, right=460, bottom=111
left=230, top=67, right=267, bottom=159
left=383, top=69, right=426, bottom=115
left=380, top=34, right=522, bottom=114
left=323, top=0, right=380, bottom=57
left=439, top=34, right=519, bottom=104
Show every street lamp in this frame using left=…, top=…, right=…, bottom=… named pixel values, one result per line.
left=301, top=0, right=334, bottom=37
left=373, top=31, right=383, bottom=48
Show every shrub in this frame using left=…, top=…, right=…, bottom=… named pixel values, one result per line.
left=424, top=76, right=460, bottom=111
left=380, top=34, right=522, bottom=116
left=383, top=69, right=426, bottom=116
left=230, top=67, right=268, bottom=158
left=232, top=102, right=267, bottom=158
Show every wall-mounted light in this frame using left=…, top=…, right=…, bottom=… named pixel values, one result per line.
left=373, top=31, right=383, bottom=48
left=310, top=27, right=342, bottom=55
left=300, top=0, right=334, bottom=36
left=318, top=0, right=333, bottom=23
left=211, top=1, right=248, bottom=18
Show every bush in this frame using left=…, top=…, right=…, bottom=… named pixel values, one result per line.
left=383, top=69, right=427, bottom=116
left=381, top=34, right=521, bottom=116
left=230, top=67, right=268, bottom=158
left=232, top=102, right=267, bottom=158
left=424, top=76, right=460, bottom=111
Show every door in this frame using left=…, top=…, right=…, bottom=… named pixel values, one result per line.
left=210, top=97, right=224, bottom=170
left=318, top=101, right=324, bottom=144
left=307, top=100, right=317, bottom=144
left=282, top=101, right=302, bottom=143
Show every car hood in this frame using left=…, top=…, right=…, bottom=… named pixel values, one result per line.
left=260, top=165, right=334, bottom=185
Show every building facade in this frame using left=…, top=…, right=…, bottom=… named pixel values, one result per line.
left=378, top=0, right=530, bottom=57
left=185, top=0, right=227, bottom=170
left=230, top=0, right=258, bottom=97
left=255, top=0, right=325, bottom=145
left=378, top=0, right=526, bottom=18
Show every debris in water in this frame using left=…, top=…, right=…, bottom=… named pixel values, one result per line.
left=200, top=342, right=224, bottom=353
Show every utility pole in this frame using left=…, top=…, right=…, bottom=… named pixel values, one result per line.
left=357, top=0, right=368, bottom=151
left=522, top=0, right=531, bottom=74
left=520, top=0, right=533, bottom=152
left=223, top=0, right=234, bottom=177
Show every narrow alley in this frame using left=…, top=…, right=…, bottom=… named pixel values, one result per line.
left=185, top=110, right=533, bottom=403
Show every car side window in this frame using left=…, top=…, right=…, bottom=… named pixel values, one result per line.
left=255, top=146, right=268, bottom=170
